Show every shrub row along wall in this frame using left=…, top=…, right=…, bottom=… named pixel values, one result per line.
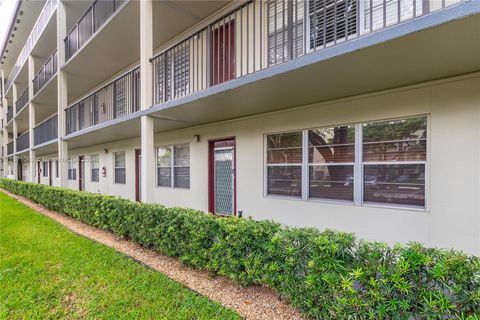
left=1, top=179, right=479, bottom=319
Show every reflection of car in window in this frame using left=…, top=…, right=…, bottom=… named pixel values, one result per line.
left=344, top=175, right=353, bottom=187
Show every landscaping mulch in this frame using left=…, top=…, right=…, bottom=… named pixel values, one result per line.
left=1, top=189, right=304, bottom=320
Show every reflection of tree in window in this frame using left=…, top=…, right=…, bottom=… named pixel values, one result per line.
left=266, top=132, right=302, bottom=197
left=309, top=126, right=355, bottom=201
left=363, top=117, right=427, bottom=207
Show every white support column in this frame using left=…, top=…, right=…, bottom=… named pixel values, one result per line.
left=28, top=55, right=36, bottom=182
left=140, top=0, right=154, bottom=202
left=1, top=96, right=6, bottom=178
left=11, top=84, right=18, bottom=179
left=12, top=119, right=18, bottom=180
left=28, top=103, right=36, bottom=182
left=57, top=0, right=68, bottom=187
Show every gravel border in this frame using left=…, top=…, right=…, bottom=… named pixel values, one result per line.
left=1, top=189, right=304, bottom=320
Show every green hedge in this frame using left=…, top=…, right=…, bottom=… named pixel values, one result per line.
left=1, top=178, right=479, bottom=319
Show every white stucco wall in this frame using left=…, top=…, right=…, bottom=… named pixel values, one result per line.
left=47, top=74, right=480, bottom=254
left=148, top=75, right=480, bottom=254
left=66, top=138, right=140, bottom=201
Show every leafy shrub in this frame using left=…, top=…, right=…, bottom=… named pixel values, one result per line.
left=1, top=179, right=479, bottom=319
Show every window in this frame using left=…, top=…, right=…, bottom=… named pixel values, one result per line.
left=91, top=154, right=99, bottom=182
left=265, top=116, right=427, bottom=209
left=114, top=76, right=127, bottom=119
left=68, top=158, right=76, bottom=180
left=114, top=152, right=126, bottom=184
left=42, top=161, right=48, bottom=177
left=267, top=0, right=305, bottom=65
left=174, top=144, right=190, bottom=188
left=56, top=160, right=59, bottom=178
left=153, top=43, right=190, bottom=104
left=157, top=146, right=172, bottom=187
left=308, top=125, right=355, bottom=201
left=362, top=117, right=427, bottom=207
left=157, top=144, right=190, bottom=189
left=309, top=0, right=357, bottom=49
left=172, top=44, right=190, bottom=99
left=266, top=132, right=303, bottom=197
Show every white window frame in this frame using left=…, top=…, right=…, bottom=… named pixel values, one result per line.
left=42, top=161, right=48, bottom=177
left=113, top=151, right=126, bottom=184
left=264, top=130, right=304, bottom=199
left=263, top=115, right=429, bottom=211
left=156, top=143, right=190, bottom=189
left=67, top=158, right=76, bottom=180
left=90, top=154, right=99, bottom=182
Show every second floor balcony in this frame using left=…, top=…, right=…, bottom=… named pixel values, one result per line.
left=34, top=114, right=58, bottom=146
left=150, top=0, right=468, bottom=107
left=16, top=131, right=30, bottom=153
left=65, top=67, right=140, bottom=135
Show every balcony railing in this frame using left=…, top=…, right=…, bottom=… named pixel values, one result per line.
left=6, top=107, right=13, bottom=123
left=5, top=0, right=57, bottom=93
left=15, top=87, right=29, bottom=114
left=65, top=0, right=127, bottom=61
left=33, top=50, right=58, bottom=95
left=34, top=114, right=58, bottom=146
left=66, top=67, right=140, bottom=135
left=152, top=0, right=463, bottom=106
left=16, top=131, right=30, bottom=153
left=7, top=141, right=14, bottom=156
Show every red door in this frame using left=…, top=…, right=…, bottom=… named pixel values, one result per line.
left=37, top=161, right=41, bottom=184
left=78, top=156, right=85, bottom=191
left=135, top=149, right=141, bottom=202
left=48, top=160, right=53, bottom=186
left=210, top=20, right=235, bottom=86
left=208, top=138, right=236, bottom=215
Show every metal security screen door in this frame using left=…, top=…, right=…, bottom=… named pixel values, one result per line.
left=209, top=139, right=236, bottom=215
left=79, top=156, right=85, bottom=191
left=214, top=148, right=235, bottom=214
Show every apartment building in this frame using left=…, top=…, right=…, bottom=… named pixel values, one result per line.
left=0, top=0, right=479, bottom=254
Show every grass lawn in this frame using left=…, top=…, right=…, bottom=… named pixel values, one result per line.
left=0, top=192, right=240, bottom=319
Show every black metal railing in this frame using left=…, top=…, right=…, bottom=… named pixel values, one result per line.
left=152, top=0, right=463, bottom=106
left=7, top=141, right=14, bottom=155
left=33, top=49, right=58, bottom=95
left=5, top=0, right=57, bottom=94
left=7, top=107, right=13, bottom=123
left=34, top=114, right=58, bottom=146
left=15, top=87, right=29, bottom=114
left=16, top=131, right=30, bottom=152
left=65, top=67, right=140, bottom=135
left=65, top=0, right=127, bottom=61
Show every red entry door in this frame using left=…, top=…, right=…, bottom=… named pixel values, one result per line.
left=78, top=156, right=85, bottom=191
left=37, top=161, right=41, bottom=184
left=48, top=160, right=53, bottom=186
left=210, top=20, right=235, bottom=86
left=135, top=149, right=141, bottom=202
